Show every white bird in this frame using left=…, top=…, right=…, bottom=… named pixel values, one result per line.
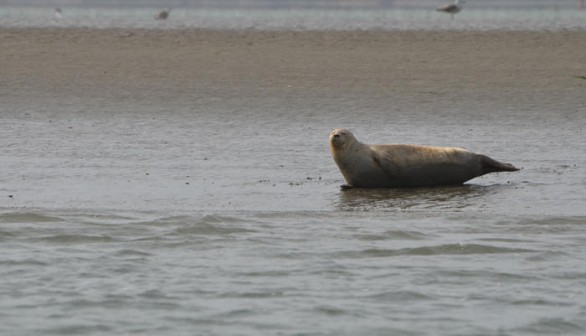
left=437, top=0, right=466, bottom=20
left=54, top=7, right=63, bottom=19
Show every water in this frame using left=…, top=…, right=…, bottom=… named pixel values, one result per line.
left=2, top=211, right=585, bottom=335
left=1, top=1, right=586, bottom=335
left=1, top=0, right=586, bottom=31
left=2, top=85, right=585, bottom=334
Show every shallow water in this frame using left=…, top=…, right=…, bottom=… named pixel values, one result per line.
left=1, top=5, right=586, bottom=31
left=2, top=210, right=585, bottom=335
left=2, top=74, right=586, bottom=334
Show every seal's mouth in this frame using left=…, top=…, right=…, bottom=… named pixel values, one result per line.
left=330, top=133, right=345, bottom=148
left=330, top=128, right=350, bottom=149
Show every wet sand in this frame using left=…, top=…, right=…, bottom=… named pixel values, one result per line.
left=2, top=27, right=585, bottom=214
left=1, top=28, right=585, bottom=106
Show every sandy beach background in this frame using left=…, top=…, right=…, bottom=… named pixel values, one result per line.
left=1, top=28, right=585, bottom=112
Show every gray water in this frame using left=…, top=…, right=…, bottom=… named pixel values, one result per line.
left=2, top=77, right=586, bottom=335
left=2, top=1, right=586, bottom=335
left=1, top=0, right=586, bottom=31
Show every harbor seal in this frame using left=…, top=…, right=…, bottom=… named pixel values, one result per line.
left=330, top=128, right=519, bottom=189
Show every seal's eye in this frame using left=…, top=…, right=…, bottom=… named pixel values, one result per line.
left=333, top=134, right=340, bottom=138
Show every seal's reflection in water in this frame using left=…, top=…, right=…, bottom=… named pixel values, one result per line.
left=335, top=184, right=493, bottom=212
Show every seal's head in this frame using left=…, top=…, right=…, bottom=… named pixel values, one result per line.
left=329, top=128, right=358, bottom=150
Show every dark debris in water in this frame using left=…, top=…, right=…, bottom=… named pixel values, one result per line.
left=288, top=176, right=323, bottom=186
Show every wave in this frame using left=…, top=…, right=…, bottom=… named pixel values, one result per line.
left=353, top=229, right=432, bottom=241
left=39, top=234, right=118, bottom=244
left=0, top=212, right=63, bottom=223
left=514, top=317, right=584, bottom=335
left=173, top=214, right=258, bottom=236
left=346, top=243, right=535, bottom=258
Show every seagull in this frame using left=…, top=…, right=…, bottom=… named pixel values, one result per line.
left=437, top=0, right=466, bottom=20
left=54, top=7, right=63, bottom=19
left=155, top=8, right=170, bottom=20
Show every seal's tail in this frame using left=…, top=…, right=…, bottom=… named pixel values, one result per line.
left=480, top=155, right=520, bottom=173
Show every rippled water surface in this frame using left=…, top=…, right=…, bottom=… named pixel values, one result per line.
left=2, top=86, right=585, bottom=334
left=2, top=210, right=585, bottom=335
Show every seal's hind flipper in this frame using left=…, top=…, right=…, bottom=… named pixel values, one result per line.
left=480, top=155, right=520, bottom=173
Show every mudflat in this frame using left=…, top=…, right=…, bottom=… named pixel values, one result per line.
left=1, top=28, right=585, bottom=102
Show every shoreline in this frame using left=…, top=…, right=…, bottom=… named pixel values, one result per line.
left=1, top=27, right=585, bottom=110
